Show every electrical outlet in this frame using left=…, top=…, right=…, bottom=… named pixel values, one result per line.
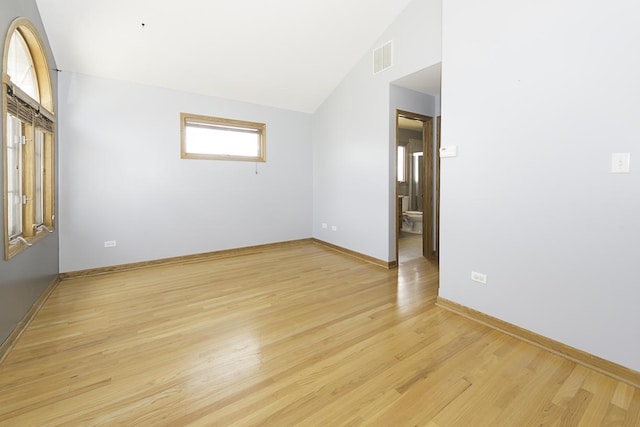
left=331, top=225, right=337, bottom=231
left=471, top=271, right=487, bottom=284
left=322, top=223, right=328, bottom=229
left=104, top=240, right=116, bottom=248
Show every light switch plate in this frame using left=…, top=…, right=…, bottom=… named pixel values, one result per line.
left=440, top=146, right=458, bottom=158
left=611, top=153, right=631, bottom=173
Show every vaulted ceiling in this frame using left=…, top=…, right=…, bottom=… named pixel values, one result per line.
left=35, top=0, right=427, bottom=113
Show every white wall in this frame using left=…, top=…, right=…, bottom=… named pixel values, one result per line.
left=59, top=72, right=312, bottom=272
left=312, top=0, right=442, bottom=262
left=440, top=0, right=640, bottom=371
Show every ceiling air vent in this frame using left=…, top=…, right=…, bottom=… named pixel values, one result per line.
left=373, top=41, right=393, bottom=74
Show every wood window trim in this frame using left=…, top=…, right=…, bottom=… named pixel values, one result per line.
left=3, top=18, right=56, bottom=260
left=180, top=112, right=266, bottom=162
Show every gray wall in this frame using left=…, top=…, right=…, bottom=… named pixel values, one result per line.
left=58, top=72, right=312, bottom=272
left=312, top=0, right=442, bottom=262
left=440, top=0, right=640, bottom=371
left=0, top=0, right=59, bottom=345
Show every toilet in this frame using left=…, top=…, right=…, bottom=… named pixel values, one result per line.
left=400, top=196, right=423, bottom=233
left=403, top=211, right=423, bottom=234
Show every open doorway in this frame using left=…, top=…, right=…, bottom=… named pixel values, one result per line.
left=396, top=110, right=437, bottom=263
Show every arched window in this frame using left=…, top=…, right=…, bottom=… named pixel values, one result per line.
left=3, top=19, right=55, bottom=260
left=7, top=30, right=40, bottom=102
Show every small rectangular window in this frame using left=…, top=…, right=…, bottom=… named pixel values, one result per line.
left=180, top=113, right=266, bottom=162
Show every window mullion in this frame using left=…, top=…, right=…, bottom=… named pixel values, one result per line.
left=43, top=132, right=54, bottom=229
left=22, top=123, right=35, bottom=237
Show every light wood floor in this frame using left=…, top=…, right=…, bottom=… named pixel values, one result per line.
left=0, top=241, right=638, bottom=426
left=398, top=231, right=423, bottom=263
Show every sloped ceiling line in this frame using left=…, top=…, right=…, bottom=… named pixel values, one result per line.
left=35, top=0, right=421, bottom=113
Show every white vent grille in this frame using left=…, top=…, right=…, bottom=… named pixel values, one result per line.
left=373, top=41, right=393, bottom=74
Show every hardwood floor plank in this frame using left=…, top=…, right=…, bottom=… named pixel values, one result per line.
left=624, top=388, right=640, bottom=427
left=0, top=241, right=638, bottom=426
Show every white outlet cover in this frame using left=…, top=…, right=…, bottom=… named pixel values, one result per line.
left=471, top=271, right=487, bottom=284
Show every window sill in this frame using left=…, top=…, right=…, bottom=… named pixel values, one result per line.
left=5, top=227, right=55, bottom=260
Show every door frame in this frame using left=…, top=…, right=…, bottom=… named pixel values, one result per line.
left=435, top=116, right=441, bottom=258
left=395, top=110, right=435, bottom=261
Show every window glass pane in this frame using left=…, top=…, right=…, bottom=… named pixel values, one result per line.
left=34, top=129, right=45, bottom=225
left=397, top=145, right=406, bottom=182
left=413, top=152, right=423, bottom=184
left=6, top=115, right=23, bottom=238
left=7, top=31, right=39, bottom=102
left=185, top=126, right=260, bottom=157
